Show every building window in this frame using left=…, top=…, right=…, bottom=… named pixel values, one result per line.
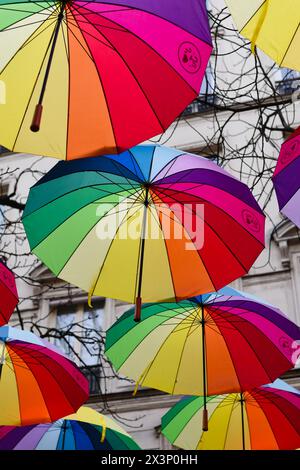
left=276, top=68, right=300, bottom=95
left=55, top=304, right=77, bottom=361
left=183, top=62, right=216, bottom=116
left=81, top=302, right=105, bottom=366
left=54, top=300, right=105, bottom=366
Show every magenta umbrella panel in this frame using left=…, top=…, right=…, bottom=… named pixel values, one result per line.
left=0, top=261, right=18, bottom=326
left=273, top=126, right=300, bottom=228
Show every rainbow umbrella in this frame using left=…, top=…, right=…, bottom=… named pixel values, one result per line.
left=22, top=146, right=265, bottom=321
left=226, top=1, right=300, bottom=71
left=105, top=288, right=299, bottom=430
left=0, top=407, right=140, bottom=450
left=0, top=325, right=89, bottom=426
left=273, top=126, right=300, bottom=228
left=161, top=380, right=300, bottom=450
left=0, top=261, right=18, bottom=326
left=0, top=0, right=212, bottom=159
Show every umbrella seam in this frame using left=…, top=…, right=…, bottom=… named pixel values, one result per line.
left=70, top=2, right=166, bottom=133
left=67, top=5, right=119, bottom=151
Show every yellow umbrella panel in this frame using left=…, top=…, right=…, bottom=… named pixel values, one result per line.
left=226, top=0, right=300, bottom=70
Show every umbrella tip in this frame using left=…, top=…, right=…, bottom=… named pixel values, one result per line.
left=202, top=409, right=208, bottom=432
left=134, top=297, right=142, bottom=322
left=30, top=104, right=43, bottom=133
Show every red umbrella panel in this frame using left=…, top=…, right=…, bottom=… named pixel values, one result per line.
left=0, top=261, right=18, bottom=326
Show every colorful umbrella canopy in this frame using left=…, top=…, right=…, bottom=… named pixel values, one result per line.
left=161, top=380, right=300, bottom=450
left=0, top=407, right=140, bottom=450
left=0, top=261, right=18, bottom=326
left=0, top=0, right=212, bottom=159
left=0, top=325, right=89, bottom=426
left=273, top=126, right=300, bottom=228
left=226, top=1, right=300, bottom=71
left=22, top=145, right=265, bottom=321
left=105, top=288, right=299, bottom=429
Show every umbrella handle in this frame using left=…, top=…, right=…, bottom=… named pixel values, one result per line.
left=30, top=104, right=43, bottom=132
left=134, top=297, right=142, bottom=322
left=202, top=409, right=208, bottom=432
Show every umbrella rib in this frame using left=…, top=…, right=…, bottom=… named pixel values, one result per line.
left=79, top=0, right=213, bottom=49
left=26, top=423, right=52, bottom=449
left=4, top=345, right=27, bottom=426
left=0, top=9, right=55, bottom=30
left=10, top=18, right=60, bottom=151
left=215, top=310, right=277, bottom=387
left=65, top=13, right=117, bottom=50
left=11, top=344, right=78, bottom=420
left=155, top=175, right=255, bottom=209
left=0, top=14, right=57, bottom=75
left=206, top=303, right=288, bottom=330
left=62, top=10, right=71, bottom=159
left=94, top=169, right=141, bottom=192
left=24, top=179, right=141, bottom=218
left=63, top=16, right=103, bottom=57
left=221, top=395, right=239, bottom=450
left=66, top=7, right=119, bottom=151
left=23, top=187, right=138, bottom=240
left=150, top=153, right=187, bottom=183
left=147, top=202, right=214, bottom=304
left=27, top=187, right=142, bottom=253
left=143, top=302, right=199, bottom=320
left=129, top=311, right=196, bottom=389
left=238, top=0, right=268, bottom=32
left=1, top=17, right=54, bottom=33
left=169, top=398, right=205, bottom=445
left=127, top=146, right=156, bottom=183
left=279, top=177, right=300, bottom=212
left=147, top=204, right=177, bottom=301
left=153, top=184, right=263, bottom=268
left=56, top=193, right=143, bottom=289
left=0, top=2, right=55, bottom=17
left=70, top=2, right=166, bottom=134
left=150, top=193, right=218, bottom=292
left=247, top=392, right=282, bottom=450
left=126, top=149, right=146, bottom=182
left=72, top=3, right=130, bottom=16
left=252, top=389, right=300, bottom=433
left=97, top=158, right=145, bottom=191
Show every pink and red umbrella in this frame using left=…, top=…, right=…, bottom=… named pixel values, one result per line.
left=273, top=126, right=300, bottom=228
left=0, top=0, right=212, bottom=159
left=0, top=261, right=18, bottom=326
left=0, top=326, right=89, bottom=426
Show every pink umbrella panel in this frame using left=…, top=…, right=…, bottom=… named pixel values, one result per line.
left=273, top=126, right=300, bottom=228
left=0, top=261, right=18, bottom=326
